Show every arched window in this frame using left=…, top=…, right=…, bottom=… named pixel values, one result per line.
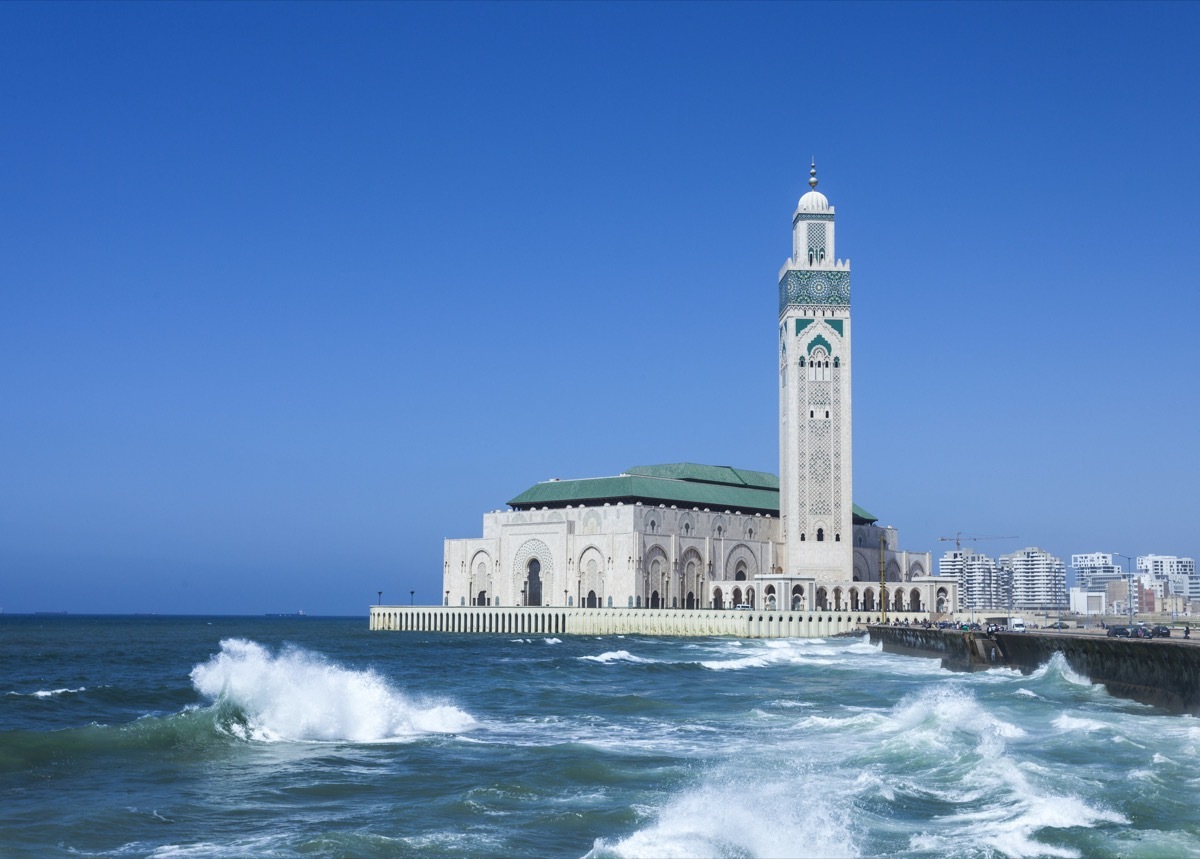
left=747, top=528, right=754, bottom=540
left=799, top=357, right=806, bottom=367
left=801, top=533, right=806, bottom=541
left=648, top=519, right=657, bottom=533
left=684, top=523, right=691, bottom=536
left=835, top=533, right=841, bottom=542
left=833, top=357, right=840, bottom=368
left=817, top=528, right=824, bottom=542
left=716, top=526, right=723, bottom=538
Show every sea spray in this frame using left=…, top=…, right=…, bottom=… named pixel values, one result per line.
left=189, top=639, right=475, bottom=742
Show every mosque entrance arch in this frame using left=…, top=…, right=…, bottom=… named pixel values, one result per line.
left=586, top=590, right=598, bottom=608
left=732, top=587, right=743, bottom=607
left=686, top=591, right=696, bottom=610
left=713, top=587, right=724, bottom=610
left=525, top=559, right=543, bottom=606
left=477, top=590, right=488, bottom=607
left=650, top=590, right=661, bottom=609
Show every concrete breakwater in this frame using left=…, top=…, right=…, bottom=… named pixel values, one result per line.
left=868, top=625, right=1200, bottom=714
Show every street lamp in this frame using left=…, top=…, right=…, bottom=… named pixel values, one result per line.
left=1114, top=553, right=1133, bottom=630
left=409, top=590, right=415, bottom=606
left=377, top=591, right=382, bottom=606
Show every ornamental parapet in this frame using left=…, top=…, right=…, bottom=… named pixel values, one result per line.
left=369, top=604, right=934, bottom=639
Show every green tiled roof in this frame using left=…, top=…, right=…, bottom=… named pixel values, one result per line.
left=507, top=462, right=880, bottom=524
left=624, top=463, right=779, bottom=489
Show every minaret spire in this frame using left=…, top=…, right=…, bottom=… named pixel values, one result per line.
left=809, top=159, right=818, bottom=190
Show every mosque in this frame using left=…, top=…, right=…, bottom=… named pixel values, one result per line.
left=440, top=166, right=954, bottom=620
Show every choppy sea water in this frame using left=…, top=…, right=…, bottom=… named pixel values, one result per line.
left=3, top=616, right=1200, bottom=858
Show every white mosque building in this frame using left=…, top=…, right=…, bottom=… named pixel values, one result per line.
left=439, top=165, right=954, bottom=621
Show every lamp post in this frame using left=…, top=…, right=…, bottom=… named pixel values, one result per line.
left=377, top=591, right=382, bottom=606
left=1057, top=567, right=1062, bottom=630
left=409, top=590, right=415, bottom=606
left=1114, top=553, right=1133, bottom=630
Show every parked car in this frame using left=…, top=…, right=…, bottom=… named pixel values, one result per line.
left=1132, top=626, right=1154, bottom=639
left=1151, top=625, right=1172, bottom=638
left=1107, top=626, right=1130, bottom=638
left=1046, top=621, right=1070, bottom=629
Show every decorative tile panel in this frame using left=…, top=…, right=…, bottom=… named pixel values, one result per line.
left=779, top=270, right=851, bottom=312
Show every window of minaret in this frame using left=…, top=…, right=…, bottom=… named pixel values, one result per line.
left=806, top=223, right=826, bottom=265
left=817, top=528, right=825, bottom=542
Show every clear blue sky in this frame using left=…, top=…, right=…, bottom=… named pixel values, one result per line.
left=2, top=2, right=1197, bottom=615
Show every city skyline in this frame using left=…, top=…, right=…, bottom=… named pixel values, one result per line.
left=3, top=2, right=1198, bottom=614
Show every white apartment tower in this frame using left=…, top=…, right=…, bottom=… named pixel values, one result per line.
left=779, top=162, right=853, bottom=579
left=940, top=549, right=1009, bottom=611
left=1002, top=547, right=1066, bottom=611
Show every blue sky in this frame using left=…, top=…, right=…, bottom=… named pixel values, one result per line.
left=2, top=2, right=1197, bottom=615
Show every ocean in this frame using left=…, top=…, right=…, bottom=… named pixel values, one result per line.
left=2, top=615, right=1198, bottom=858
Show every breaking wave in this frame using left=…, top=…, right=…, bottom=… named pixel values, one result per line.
left=189, top=638, right=475, bottom=743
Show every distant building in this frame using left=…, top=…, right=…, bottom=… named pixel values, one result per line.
left=1069, top=587, right=1106, bottom=616
left=1000, top=547, right=1066, bottom=612
left=1137, top=555, right=1198, bottom=603
left=939, top=549, right=1008, bottom=612
left=1071, top=552, right=1126, bottom=593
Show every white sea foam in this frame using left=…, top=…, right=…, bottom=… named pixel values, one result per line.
left=1052, top=713, right=1108, bottom=733
left=189, top=638, right=474, bottom=743
left=543, top=637, right=562, bottom=644
left=585, top=764, right=859, bottom=859
left=580, top=650, right=658, bottom=664
left=7, top=686, right=88, bottom=698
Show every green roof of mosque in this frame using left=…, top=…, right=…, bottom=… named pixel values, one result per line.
left=507, top=462, right=879, bottom=524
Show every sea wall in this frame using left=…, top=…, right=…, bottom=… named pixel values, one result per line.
left=369, top=605, right=934, bottom=639
left=869, top=625, right=1200, bottom=714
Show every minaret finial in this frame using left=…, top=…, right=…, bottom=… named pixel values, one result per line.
left=809, top=158, right=818, bottom=190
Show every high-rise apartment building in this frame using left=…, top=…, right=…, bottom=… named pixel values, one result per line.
left=1001, top=547, right=1066, bottom=612
left=939, top=549, right=1010, bottom=612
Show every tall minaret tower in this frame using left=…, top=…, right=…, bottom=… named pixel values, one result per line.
left=778, top=162, right=853, bottom=580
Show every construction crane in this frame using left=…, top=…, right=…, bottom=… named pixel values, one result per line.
left=938, top=532, right=1017, bottom=552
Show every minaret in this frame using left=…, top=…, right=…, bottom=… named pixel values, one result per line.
left=778, top=161, right=853, bottom=580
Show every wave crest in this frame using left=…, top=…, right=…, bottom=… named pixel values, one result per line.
left=190, top=639, right=474, bottom=743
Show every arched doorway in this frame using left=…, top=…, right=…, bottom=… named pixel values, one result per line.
left=863, top=588, right=875, bottom=611
left=764, top=585, right=777, bottom=610
left=849, top=587, right=860, bottom=611
left=713, top=587, right=725, bottom=610
left=910, top=588, right=921, bottom=611
left=833, top=587, right=843, bottom=611
left=936, top=588, right=948, bottom=613
left=816, top=587, right=828, bottom=610
left=732, top=587, right=743, bottom=607
left=747, top=588, right=756, bottom=608
left=476, top=590, right=487, bottom=607
left=686, top=591, right=696, bottom=610
left=791, top=584, right=804, bottom=611
left=893, top=589, right=904, bottom=612
left=525, top=559, right=543, bottom=606
left=650, top=590, right=661, bottom=609
left=586, top=590, right=598, bottom=608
